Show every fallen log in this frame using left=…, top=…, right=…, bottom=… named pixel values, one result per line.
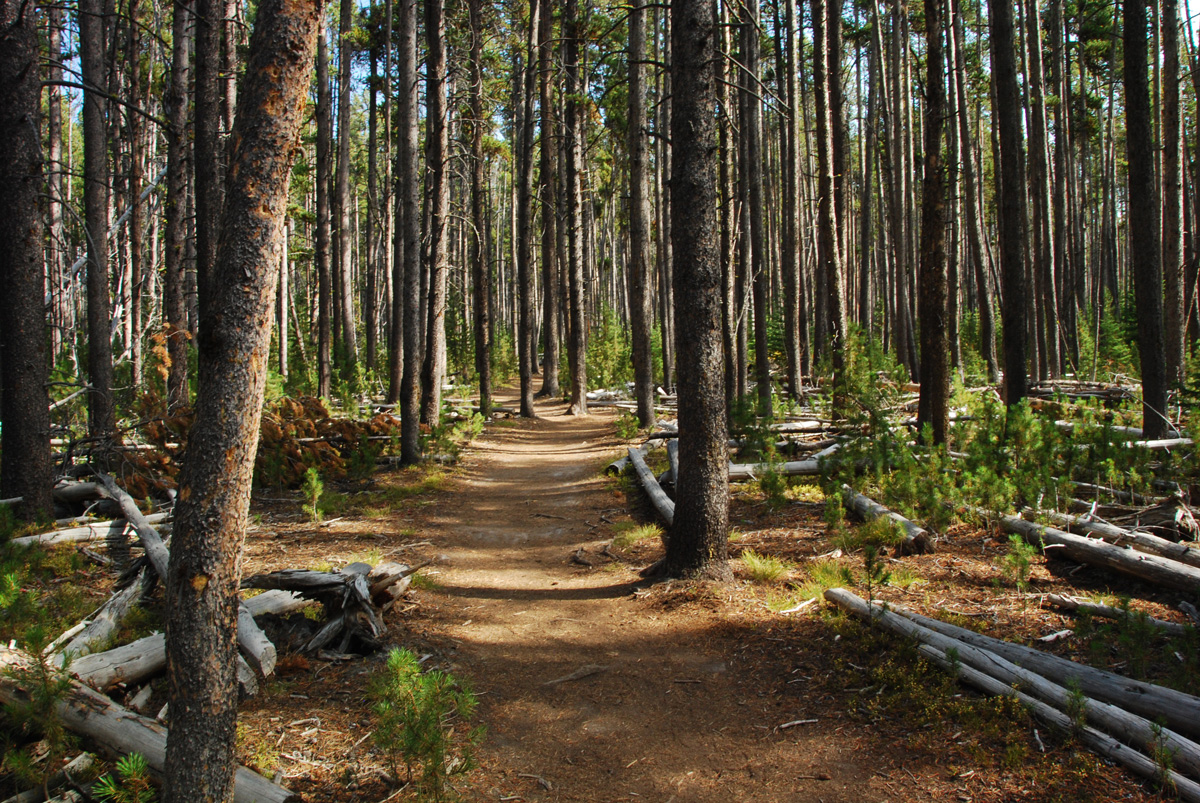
left=71, top=590, right=306, bottom=691
left=727, top=458, right=820, bottom=482
left=991, top=511, right=1200, bottom=593
left=1072, top=481, right=1161, bottom=506
left=54, top=577, right=145, bottom=663
left=0, top=753, right=97, bottom=803
left=0, top=647, right=295, bottom=803
left=95, top=474, right=276, bottom=677
left=1043, top=593, right=1192, bottom=637
left=241, top=563, right=415, bottom=654
left=916, top=636, right=1200, bottom=801
left=626, top=446, right=674, bottom=527
left=893, top=605, right=1200, bottom=741
left=10, top=513, right=171, bottom=548
left=840, top=485, right=933, bottom=555
left=606, top=439, right=661, bottom=476
left=665, top=439, right=679, bottom=487
left=1030, top=509, right=1200, bottom=568
left=826, top=588, right=1200, bottom=785
left=1111, top=497, right=1200, bottom=543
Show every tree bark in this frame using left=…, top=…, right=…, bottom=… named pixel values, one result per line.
left=1162, top=0, right=1184, bottom=387
left=316, top=21, right=333, bottom=399
left=163, top=0, right=319, bottom=796
left=336, top=0, right=358, bottom=379
left=535, top=0, right=560, bottom=399
left=0, top=0, right=53, bottom=521
left=916, top=0, right=949, bottom=443
left=563, top=0, right=588, bottom=415
left=165, top=0, right=192, bottom=410
left=742, top=1, right=771, bottom=417
left=627, top=0, right=655, bottom=428
left=81, top=0, right=116, bottom=438
left=1124, top=0, right=1167, bottom=438
left=393, top=0, right=421, bottom=463
left=665, top=0, right=731, bottom=582
left=988, top=0, right=1029, bottom=404
left=421, top=0, right=449, bottom=426
left=471, top=0, right=497, bottom=417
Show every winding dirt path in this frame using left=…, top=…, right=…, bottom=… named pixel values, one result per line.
left=419, top=391, right=879, bottom=802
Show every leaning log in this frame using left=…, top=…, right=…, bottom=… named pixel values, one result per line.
left=10, top=513, right=170, bottom=548
left=840, top=485, right=934, bottom=555
left=0, top=647, right=295, bottom=803
left=992, top=511, right=1200, bottom=593
left=71, top=590, right=305, bottom=691
left=1043, top=593, right=1192, bottom=637
left=1031, top=509, right=1200, bottom=568
left=826, top=588, right=1200, bottom=782
left=54, top=577, right=145, bottom=663
left=894, top=605, right=1200, bottom=741
left=626, top=446, right=675, bottom=526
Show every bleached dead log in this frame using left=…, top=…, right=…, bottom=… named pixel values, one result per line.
left=71, top=591, right=305, bottom=690
left=893, top=605, right=1200, bottom=741
left=241, top=563, right=414, bottom=654
left=1043, top=593, right=1192, bottom=636
left=0, top=647, right=295, bottom=803
left=1031, top=509, right=1200, bottom=568
left=10, top=513, right=170, bottom=548
left=665, top=439, right=679, bottom=486
left=992, top=511, right=1200, bottom=593
left=54, top=578, right=144, bottom=663
left=917, top=639, right=1200, bottom=801
left=840, top=485, right=933, bottom=555
left=606, top=439, right=661, bottom=475
left=826, top=588, right=1200, bottom=785
left=237, top=654, right=259, bottom=699
left=627, top=446, right=674, bottom=527
left=727, top=458, right=821, bottom=482
left=51, top=482, right=104, bottom=506
left=237, top=605, right=277, bottom=677
left=1071, top=481, right=1160, bottom=506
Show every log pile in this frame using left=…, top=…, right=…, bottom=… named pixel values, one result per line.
left=826, top=588, right=1200, bottom=801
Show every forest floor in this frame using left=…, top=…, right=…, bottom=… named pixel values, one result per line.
left=232, top=387, right=1185, bottom=803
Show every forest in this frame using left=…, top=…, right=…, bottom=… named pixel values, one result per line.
left=2, top=0, right=1200, bottom=797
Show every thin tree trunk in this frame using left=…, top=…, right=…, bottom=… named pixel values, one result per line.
left=564, top=0, right=588, bottom=415
left=163, top=0, right=319, bottom=798
left=165, top=0, right=192, bottom=409
left=627, top=0, right=655, bottom=427
left=316, top=22, right=333, bottom=399
left=81, top=0, right=116, bottom=437
left=421, top=0, right=449, bottom=425
left=471, top=0, right=496, bottom=416
left=1124, top=0, right=1168, bottom=437
left=917, top=0, right=949, bottom=443
left=337, top=0, right=358, bottom=379
left=535, top=0, right=560, bottom=399
left=989, top=0, right=1029, bottom=404
left=743, top=2, right=771, bottom=417
left=1162, top=0, right=1184, bottom=386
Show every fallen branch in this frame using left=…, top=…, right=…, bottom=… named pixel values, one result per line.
left=840, top=485, right=933, bottom=555
left=826, top=588, right=1200, bottom=789
left=627, top=446, right=674, bottom=527
left=0, top=647, right=296, bottom=803
left=1031, top=509, right=1200, bottom=569
left=10, top=513, right=170, bottom=548
left=1043, top=593, right=1192, bottom=637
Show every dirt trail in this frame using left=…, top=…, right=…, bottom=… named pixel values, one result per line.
left=420, top=391, right=879, bottom=803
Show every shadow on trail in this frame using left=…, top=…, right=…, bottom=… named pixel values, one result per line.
left=436, top=579, right=644, bottom=602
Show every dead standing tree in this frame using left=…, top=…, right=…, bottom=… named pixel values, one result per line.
left=162, top=0, right=321, bottom=797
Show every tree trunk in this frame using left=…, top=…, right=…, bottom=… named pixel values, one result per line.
left=1124, top=0, right=1167, bottom=438
left=989, top=0, right=1029, bottom=404
left=316, top=21, right=333, bottom=399
left=1162, top=0, right=1184, bottom=387
left=194, top=0, right=221, bottom=327
left=0, top=0, right=54, bottom=521
left=665, top=0, right=731, bottom=582
left=164, top=0, right=191, bottom=410
left=393, top=0, right=421, bottom=463
left=742, top=2, right=771, bottom=417
left=563, top=0, right=588, bottom=415
left=627, top=0, right=655, bottom=427
left=535, top=0, right=560, bottom=399
left=471, top=0, right=497, bottom=416
left=81, top=0, right=116, bottom=437
left=917, top=0, right=949, bottom=443
left=421, top=0, right=449, bottom=426
left=163, top=0, right=319, bottom=797
left=336, top=0, right=357, bottom=380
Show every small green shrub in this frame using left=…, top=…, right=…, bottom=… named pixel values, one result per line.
left=93, top=752, right=156, bottom=803
left=1000, top=534, right=1037, bottom=593
left=740, top=549, right=793, bottom=584
left=614, top=413, right=640, bottom=440
left=302, top=467, right=324, bottom=522
left=371, top=648, right=483, bottom=800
